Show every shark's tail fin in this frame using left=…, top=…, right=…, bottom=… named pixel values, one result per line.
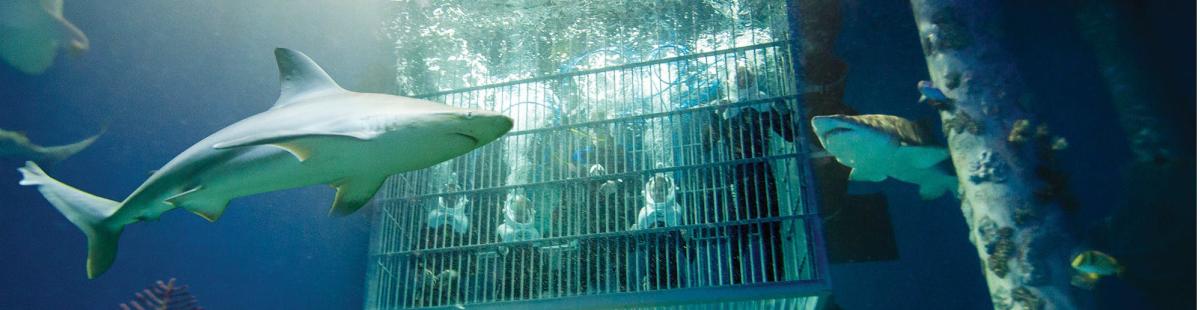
left=918, top=174, right=960, bottom=200
left=17, top=161, right=123, bottom=279
left=38, top=129, right=103, bottom=164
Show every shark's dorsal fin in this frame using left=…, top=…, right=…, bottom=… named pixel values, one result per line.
left=273, top=48, right=343, bottom=109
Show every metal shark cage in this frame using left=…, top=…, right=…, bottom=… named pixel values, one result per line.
left=364, top=40, right=830, bottom=309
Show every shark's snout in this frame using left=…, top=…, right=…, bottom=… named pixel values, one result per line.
left=454, top=110, right=513, bottom=146
left=811, top=115, right=861, bottom=142
left=811, top=115, right=851, bottom=134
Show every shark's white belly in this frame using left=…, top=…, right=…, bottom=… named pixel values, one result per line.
left=113, top=126, right=477, bottom=224
left=111, top=146, right=319, bottom=223
left=190, top=147, right=324, bottom=201
left=824, top=137, right=893, bottom=170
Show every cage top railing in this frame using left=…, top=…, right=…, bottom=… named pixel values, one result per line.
left=482, top=95, right=796, bottom=137
left=414, top=40, right=792, bottom=98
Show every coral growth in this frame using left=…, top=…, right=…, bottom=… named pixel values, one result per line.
left=985, top=227, right=1016, bottom=278
left=943, top=110, right=981, bottom=135
left=1012, top=204, right=1038, bottom=226
left=968, top=151, right=1007, bottom=183
left=978, top=217, right=1018, bottom=279
left=1007, top=119, right=1033, bottom=143
left=118, top=278, right=202, bottom=310
left=1010, top=286, right=1045, bottom=310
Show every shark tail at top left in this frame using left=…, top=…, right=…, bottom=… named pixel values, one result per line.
left=17, top=161, right=125, bottom=279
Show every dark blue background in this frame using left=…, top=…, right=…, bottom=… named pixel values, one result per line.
left=0, top=1, right=1192, bottom=309
left=0, top=1, right=391, bottom=309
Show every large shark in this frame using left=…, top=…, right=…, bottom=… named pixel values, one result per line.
left=17, top=48, right=513, bottom=278
left=811, top=114, right=957, bottom=200
left=1, top=128, right=100, bottom=164
left=0, top=0, right=88, bottom=74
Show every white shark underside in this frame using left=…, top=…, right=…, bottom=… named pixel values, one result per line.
left=17, top=48, right=513, bottom=278
left=0, top=0, right=88, bottom=74
left=811, top=114, right=958, bottom=200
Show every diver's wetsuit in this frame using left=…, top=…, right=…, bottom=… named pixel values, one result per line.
left=706, top=96, right=795, bottom=284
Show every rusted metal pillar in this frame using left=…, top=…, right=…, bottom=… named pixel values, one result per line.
left=910, top=1, right=1083, bottom=309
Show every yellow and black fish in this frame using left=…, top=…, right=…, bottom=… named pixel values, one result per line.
left=1070, top=250, right=1123, bottom=289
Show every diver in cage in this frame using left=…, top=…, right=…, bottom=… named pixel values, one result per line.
left=427, top=179, right=471, bottom=235
left=699, top=65, right=795, bottom=284
left=567, top=109, right=635, bottom=293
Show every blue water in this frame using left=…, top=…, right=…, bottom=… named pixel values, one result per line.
left=1, top=0, right=1193, bottom=309
left=1, top=1, right=391, bottom=309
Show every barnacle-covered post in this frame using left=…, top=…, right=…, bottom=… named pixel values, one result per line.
left=910, top=1, right=1082, bottom=309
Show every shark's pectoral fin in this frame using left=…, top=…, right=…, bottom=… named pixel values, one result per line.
left=848, top=168, right=887, bottom=182
left=165, top=186, right=230, bottom=222
left=271, top=141, right=315, bottom=162
left=896, top=146, right=949, bottom=168
left=329, top=176, right=386, bottom=217
left=917, top=175, right=959, bottom=200
left=212, top=131, right=379, bottom=162
left=179, top=198, right=230, bottom=222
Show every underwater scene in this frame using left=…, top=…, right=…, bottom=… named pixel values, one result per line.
left=0, top=0, right=1194, bottom=309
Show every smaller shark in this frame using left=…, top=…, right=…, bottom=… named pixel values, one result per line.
left=1, top=128, right=100, bottom=164
left=0, top=0, right=89, bottom=74
left=811, top=114, right=957, bottom=200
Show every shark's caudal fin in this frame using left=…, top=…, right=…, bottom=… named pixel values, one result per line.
left=918, top=174, right=959, bottom=200
left=17, top=161, right=124, bottom=278
left=37, top=130, right=102, bottom=164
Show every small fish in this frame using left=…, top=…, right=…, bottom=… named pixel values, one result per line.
left=0, top=128, right=101, bottom=164
left=1070, top=250, right=1123, bottom=289
left=917, top=81, right=949, bottom=102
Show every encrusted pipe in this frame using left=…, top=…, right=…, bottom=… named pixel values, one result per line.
left=909, top=1, right=1083, bottom=309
